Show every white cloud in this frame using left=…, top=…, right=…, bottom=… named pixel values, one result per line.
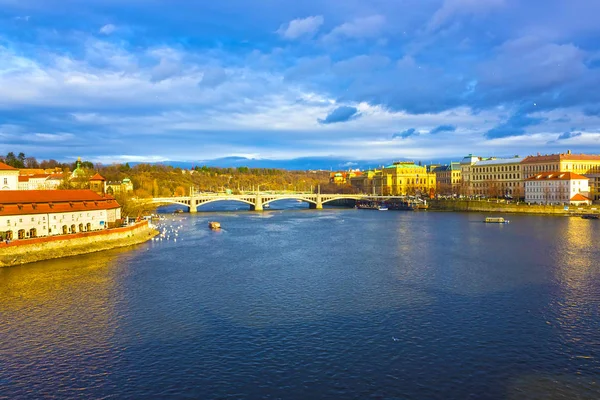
left=99, top=24, right=117, bottom=35
left=277, top=16, right=324, bottom=39
left=428, top=0, right=505, bottom=32
left=324, top=15, right=385, bottom=41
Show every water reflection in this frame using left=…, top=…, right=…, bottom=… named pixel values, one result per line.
left=0, top=250, right=128, bottom=395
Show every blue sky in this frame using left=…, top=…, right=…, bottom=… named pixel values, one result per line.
left=1, top=0, right=600, bottom=165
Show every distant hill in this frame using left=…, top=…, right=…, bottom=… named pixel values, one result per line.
left=131, top=156, right=456, bottom=171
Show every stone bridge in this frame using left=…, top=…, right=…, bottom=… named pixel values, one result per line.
left=146, top=192, right=405, bottom=212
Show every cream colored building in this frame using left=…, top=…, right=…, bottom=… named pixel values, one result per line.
left=0, top=190, right=121, bottom=240
left=0, top=162, right=19, bottom=190
left=459, top=155, right=480, bottom=195
left=471, top=156, right=525, bottom=198
left=524, top=172, right=590, bottom=205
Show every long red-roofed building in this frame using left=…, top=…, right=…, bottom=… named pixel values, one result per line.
left=0, top=190, right=121, bottom=240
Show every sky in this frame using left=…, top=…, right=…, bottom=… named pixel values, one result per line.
left=1, top=0, right=600, bottom=166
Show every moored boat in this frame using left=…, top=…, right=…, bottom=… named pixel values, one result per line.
left=485, top=217, right=509, bottom=224
left=581, top=214, right=599, bottom=220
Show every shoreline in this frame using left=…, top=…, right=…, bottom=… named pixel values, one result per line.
left=427, top=199, right=598, bottom=216
left=0, top=221, right=159, bottom=268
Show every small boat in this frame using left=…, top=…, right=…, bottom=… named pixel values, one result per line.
left=378, top=206, right=388, bottom=211
left=208, top=221, right=221, bottom=230
left=485, top=217, right=509, bottom=224
left=296, top=200, right=303, bottom=203
left=264, top=203, right=270, bottom=209
left=581, top=214, right=599, bottom=220
left=174, top=209, right=184, bottom=214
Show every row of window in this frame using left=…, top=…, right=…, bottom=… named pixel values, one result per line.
left=473, top=165, right=520, bottom=173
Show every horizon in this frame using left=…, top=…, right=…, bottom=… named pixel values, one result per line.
left=1, top=1, right=600, bottom=162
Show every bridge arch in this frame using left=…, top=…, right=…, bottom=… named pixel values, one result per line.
left=194, top=198, right=256, bottom=209
left=151, top=200, right=191, bottom=209
left=261, top=196, right=317, bottom=206
left=321, top=196, right=362, bottom=204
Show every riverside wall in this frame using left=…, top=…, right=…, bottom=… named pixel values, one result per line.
left=428, top=199, right=599, bottom=215
left=0, top=221, right=159, bottom=267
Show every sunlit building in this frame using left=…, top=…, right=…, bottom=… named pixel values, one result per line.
left=521, top=150, right=600, bottom=179
left=0, top=190, right=121, bottom=241
left=471, top=156, right=525, bottom=198
left=524, top=172, right=590, bottom=205
left=0, top=162, right=19, bottom=190
left=349, top=170, right=379, bottom=194
left=433, top=162, right=462, bottom=195
left=459, top=154, right=481, bottom=195
left=372, top=162, right=436, bottom=196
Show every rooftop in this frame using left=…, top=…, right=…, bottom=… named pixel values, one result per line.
left=474, top=157, right=525, bottom=166
left=526, top=172, right=589, bottom=181
left=0, top=162, right=17, bottom=171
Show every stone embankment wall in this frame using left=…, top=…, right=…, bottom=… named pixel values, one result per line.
left=0, top=221, right=158, bottom=267
left=428, top=199, right=599, bottom=215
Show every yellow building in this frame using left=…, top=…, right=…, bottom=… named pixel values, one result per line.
left=521, top=150, right=600, bottom=179
left=433, top=162, right=462, bottom=195
left=471, top=156, right=525, bottom=198
left=349, top=170, right=379, bottom=194
left=371, top=162, right=436, bottom=196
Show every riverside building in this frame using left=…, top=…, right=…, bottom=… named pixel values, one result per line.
left=371, top=162, right=436, bottom=196
left=0, top=162, right=19, bottom=190
left=471, top=156, right=525, bottom=198
left=433, top=162, right=462, bottom=195
left=0, top=190, right=121, bottom=241
left=524, top=172, right=591, bottom=205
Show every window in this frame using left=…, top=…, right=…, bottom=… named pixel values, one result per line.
left=3, top=178, right=6, bottom=184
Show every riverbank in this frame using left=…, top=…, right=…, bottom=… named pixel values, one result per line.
left=0, top=221, right=159, bottom=267
left=428, top=199, right=599, bottom=215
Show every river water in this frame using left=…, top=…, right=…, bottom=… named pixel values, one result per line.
left=1, top=201, right=599, bottom=399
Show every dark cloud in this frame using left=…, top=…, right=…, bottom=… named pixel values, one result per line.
left=392, top=128, right=418, bottom=139
left=557, top=131, right=582, bottom=140
left=430, top=124, right=456, bottom=134
left=317, top=106, right=361, bottom=124
left=485, top=111, right=546, bottom=139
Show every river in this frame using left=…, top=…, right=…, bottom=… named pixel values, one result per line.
left=1, top=201, right=599, bottom=399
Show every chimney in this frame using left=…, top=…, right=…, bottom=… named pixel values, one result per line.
left=567, top=149, right=572, bottom=155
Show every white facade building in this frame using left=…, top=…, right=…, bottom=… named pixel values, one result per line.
left=0, top=190, right=121, bottom=240
left=525, top=172, right=590, bottom=205
left=0, top=162, right=19, bottom=190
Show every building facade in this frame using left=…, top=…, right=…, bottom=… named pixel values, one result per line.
left=372, top=162, right=436, bottom=196
left=524, top=172, right=590, bottom=205
left=459, top=155, right=480, bottom=196
left=1, top=162, right=19, bottom=190
left=434, top=162, right=462, bottom=195
left=349, top=170, right=379, bottom=194
left=521, top=151, right=600, bottom=179
left=0, top=190, right=121, bottom=241
left=471, top=156, right=525, bottom=198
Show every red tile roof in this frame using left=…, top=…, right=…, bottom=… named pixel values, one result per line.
left=570, top=193, right=590, bottom=201
left=0, top=162, right=17, bottom=171
left=0, top=190, right=119, bottom=217
left=0, top=190, right=115, bottom=204
left=526, top=171, right=589, bottom=181
left=89, top=173, right=106, bottom=181
left=18, top=176, right=29, bottom=183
